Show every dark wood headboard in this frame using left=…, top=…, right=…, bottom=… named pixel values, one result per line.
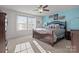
left=47, top=21, right=67, bottom=29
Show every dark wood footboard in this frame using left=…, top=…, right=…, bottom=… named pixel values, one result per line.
left=32, top=30, right=54, bottom=45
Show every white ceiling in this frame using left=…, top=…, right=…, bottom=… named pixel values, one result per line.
left=0, top=5, right=79, bottom=16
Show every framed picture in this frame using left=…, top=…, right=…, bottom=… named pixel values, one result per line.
left=58, top=16, right=65, bottom=19
left=54, top=14, right=58, bottom=20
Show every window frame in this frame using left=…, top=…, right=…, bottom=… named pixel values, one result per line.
left=16, top=15, right=36, bottom=31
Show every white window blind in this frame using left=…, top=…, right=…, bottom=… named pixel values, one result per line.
left=28, top=17, right=36, bottom=30
left=16, top=15, right=36, bottom=31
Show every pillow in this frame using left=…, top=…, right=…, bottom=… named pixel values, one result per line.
left=46, top=24, right=61, bottom=29
left=46, top=24, right=55, bottom=29
left=50, top=24, right=55, bottom=28
left=54, top=24, right=60, bottom=29
left=60, top=25, right=65, bottom=29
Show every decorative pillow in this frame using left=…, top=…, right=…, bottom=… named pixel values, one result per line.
left=50, top=24, right=55, bottom=28
left=46, top=24, right=55, bottom=29
left=60, top=25, right=65, bottom=29
left=54, top=24, right=60, bottom=29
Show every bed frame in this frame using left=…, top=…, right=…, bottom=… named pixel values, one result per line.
left=33, top=21, right=67, bottom=46
left=33, top=30, right=54, bottom=45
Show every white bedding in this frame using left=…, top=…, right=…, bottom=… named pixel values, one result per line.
left=33, top=28, right=47, bottom=31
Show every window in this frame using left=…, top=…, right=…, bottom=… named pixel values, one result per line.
left=16, top=15, right=36, bottom=31
left=28, top=17, right=36, bottom=30
left=17, top=16, right=27, bottom=31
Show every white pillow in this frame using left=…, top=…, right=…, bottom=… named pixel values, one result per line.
left=54, top=24, right=60, bottom=29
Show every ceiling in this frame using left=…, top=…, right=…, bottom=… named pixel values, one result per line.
left=0, top=5, right=79, bottom=16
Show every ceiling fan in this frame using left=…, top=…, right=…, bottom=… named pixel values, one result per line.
left=34, top=5, right=49, bottom=13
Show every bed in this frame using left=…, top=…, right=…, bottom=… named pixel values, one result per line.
left=33, top=21, right=66, bottom=46
left=33, top=28, right=55, bottom=45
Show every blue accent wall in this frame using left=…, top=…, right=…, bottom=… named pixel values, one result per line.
left=42, top=8, right=79, bottom=30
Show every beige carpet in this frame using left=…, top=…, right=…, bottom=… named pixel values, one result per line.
left=7, top=35, right=73, bottom=53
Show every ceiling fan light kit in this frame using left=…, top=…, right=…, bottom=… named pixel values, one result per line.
left=38, top=8, right=43, bottom=13
left=34, top=5, right=49, bottom=13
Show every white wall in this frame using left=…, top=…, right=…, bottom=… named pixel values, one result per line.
left=36, top=17, right=43, bottom=28
left=0, top=7, right=43, bottom=40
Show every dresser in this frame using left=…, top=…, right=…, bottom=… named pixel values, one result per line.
left=0, top=12, right=6, bottom=53
left=71, top=30, right=79, bottom=52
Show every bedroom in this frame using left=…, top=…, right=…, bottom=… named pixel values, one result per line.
left=0, top=5, right=79, bottom=53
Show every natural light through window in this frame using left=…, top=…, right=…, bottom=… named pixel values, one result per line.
left=16, top=15, right=36, bottom=31
left=28, top=17, right=36, bottom=30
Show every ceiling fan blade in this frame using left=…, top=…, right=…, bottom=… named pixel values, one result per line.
left=43, top=5, right=48, bottom=8
left=43, top=9, right=49, bottom=11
